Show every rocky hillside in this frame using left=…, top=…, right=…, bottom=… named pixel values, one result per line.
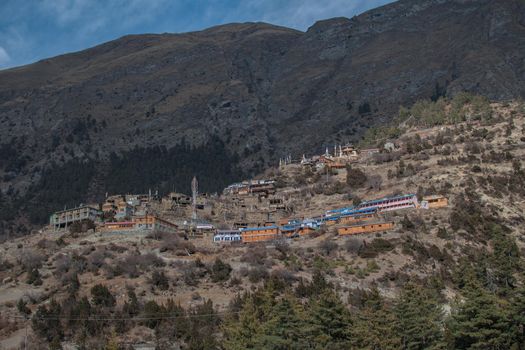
left=0, top=99, right=524, bottom=349
left=1, top=0, right=525, bottom=232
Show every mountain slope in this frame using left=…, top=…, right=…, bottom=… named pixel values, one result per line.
left=0, top=0, right=525, bottom=232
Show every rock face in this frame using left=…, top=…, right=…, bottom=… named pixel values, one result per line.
left=0, top=0, right=524, bottom=227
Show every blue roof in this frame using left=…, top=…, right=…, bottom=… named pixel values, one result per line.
left=340, top=207, right=378, bottom=217
left=240, top=225, right=278, bottom=232
left=281, top=224, right=300, bottom=231
left=216, top=230, right=241, bottom=235
left=326, top=206, right=355, bottom=214
left=321, top=215, right=340, bottom=222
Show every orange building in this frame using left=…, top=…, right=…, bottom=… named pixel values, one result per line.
left=338, top=213, right=375, bottom=225
left=103, top=215, right=178, bottom=233
left=241, top=226, right=279, bottom=243
left=327, top=162, right=346, bottom=169
left=337, top=222, right=395, bottom=236
left=325, top=219, right=338, bottom=226
left=133, top=215, right=178, bottom=232
left=421, top=195, right=448, bottom=209
left=104, top=221, right=135, bottom=230
left=298, top=227, right=316, bottom=235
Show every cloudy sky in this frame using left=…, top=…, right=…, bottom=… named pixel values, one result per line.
left=0, top=0, right=394, bottom=70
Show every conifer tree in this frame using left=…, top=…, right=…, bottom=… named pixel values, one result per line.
left=32, top=299, right=63, bottom=342
left=490, top=227, right=520, bottom=293
left=165, top=298, right=189, bottom=340
left=105, top=329, right=119, bottom=350
left=509, top=283, right=525, bottom=348
left=223, top=296, right=262, bottom=350
left=186, top=299, right=219, bottom=349
left=252, top=281, right=279, bottom=322
left=122, top=285, right=140, bottom=317
left=446, top=283, right=512, bottom=349
left=351, top=288, right=401, bottom=349
left=255, top=295, right=309, bottom=350
left=305, top=290, right=352, bottom=349
left=393, top=282, right=445, bottom=349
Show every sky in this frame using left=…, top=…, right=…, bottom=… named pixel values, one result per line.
left=0, top=0, right=394, bottom=70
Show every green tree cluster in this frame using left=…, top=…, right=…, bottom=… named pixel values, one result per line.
left=360, top=93, right=494, bottom=147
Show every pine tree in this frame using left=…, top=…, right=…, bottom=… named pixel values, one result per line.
left=393, top=282, right=445, bottom=349
left=122, top=285, right=140, bottom=317
left=91, top=284, right=115, bottom=307
left=165, top=299, right=188, bottom=340
left=223, top=296, right=262, bottom=350
left=305, top=290, right=352, bottom=349
left=255, top=295, right=309, bottom=350
left=143, top=300, right=164, bottom=329
left=105, top=329, right=119, bottom=350
left=446, top=283, right=512, bottom=349
left=490, top=227, right=520, bottom=294
left=32, top=299, right=63, bottom=342
left=67, top=272, right=80, bottom=295
left=351, top=288, right=401, bottom=349
left=509, top=283, right=525, bottom=349
left=186, top=299, right=219, bottom=350
left=50, top=335, right=63, bottom=350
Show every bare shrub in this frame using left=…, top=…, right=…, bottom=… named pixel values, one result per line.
left=0, top=259, right=14, bottom=272
left=183, top=263, right=204, bottom=287
left=366, top=174, right=383, bottom=191
left=270, top=268, right=296, bottom=285
left=247, top=266, right=269, bottom=283
left=464, top=141, right=483, bottom=154
left=318, top=239, right=338, bottom=256
left=344, top=238, right=364, bottom=254
left=36, top=239, right=57, bottom=250
left=358, top=239, right=394, bottom=258
left=87, top=248, right=110, bottom=273
left=18, top=249, right=44, bottom=271
left=54, top=254, right=72, bottom=276
left=323, top=181, right=347, bottom=195
left=112, top=252, right=166, bottom=278
left=414, top=152, right=430, bottom=161
left=0, top=316, right=19, bottom=337
left=274, top=240, right=290, bottom=259
left=160, top=235, right=196, bottom=255
left=346, top=167, right=367, bottom=189
left=373, top=151, right=402, bottom=164
left=107, top=243, right=127, bottom=253
left=241, top=245, right=268, bottom=266
left=238, top=267, right=249, bottom=277
left=150, top=269, right=169, bottom=291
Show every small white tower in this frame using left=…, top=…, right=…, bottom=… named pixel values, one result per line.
left=191, top=176, right=198, bottom=221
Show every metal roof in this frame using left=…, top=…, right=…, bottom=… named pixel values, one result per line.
left=240, top=225, right=278, bottom=232
left=358, top=194, right=416, bottom=207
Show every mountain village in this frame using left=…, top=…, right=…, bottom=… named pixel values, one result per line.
left=46, top=142, right=448, bottom=245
